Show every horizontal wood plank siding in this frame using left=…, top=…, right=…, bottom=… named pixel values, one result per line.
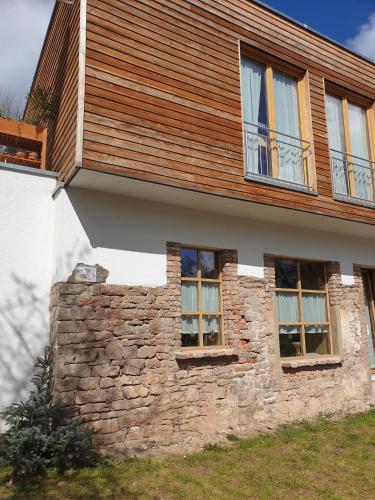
left=24, top=0, right=80, bottom=179
left=82, top=0, right=375, bottom=224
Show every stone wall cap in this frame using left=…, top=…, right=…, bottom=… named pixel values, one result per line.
left=281, top=356, right=343, bottom=369
left=175, top=349, right=237, bottom=360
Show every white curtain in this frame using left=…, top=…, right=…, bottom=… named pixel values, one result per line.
left=273, top=71, right=303, bottom=184
left=277, top=292, right=299, bottom=324
left=202, top=283, right=220, bottom=312
left=279, top=326, right=300, bottom=335
left=305, top=325, right=328, bottom=335
left=348, top=103, right=372, bottom=200
left=181, top=283, right=198, bottom=312
left=202, top=316, right=219, bottom=334
left=241, top=56, right=265, bottom=174
left=326, top=95, right=348, bottom=195
left=181, top=316, right=198, bottom=334
left=302, top=293, right=327, bottom=323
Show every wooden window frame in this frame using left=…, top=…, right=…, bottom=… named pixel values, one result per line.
left=181, top=246, right=224, bottom=350
left=240, top=45, right=314, bottom=188
left=362, top=269, right=375, bottom=369
left=275, top=258, right=333, bottom=359
left=325, top=82, right=375, bottom=198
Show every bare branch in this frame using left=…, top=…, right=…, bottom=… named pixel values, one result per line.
left=0, top=87, right=23, bottom=121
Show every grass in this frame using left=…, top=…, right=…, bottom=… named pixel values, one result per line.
left=0, top=411, right=374, bottom=499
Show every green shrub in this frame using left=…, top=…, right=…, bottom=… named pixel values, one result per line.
left=0, top=347, right=94, bottom=480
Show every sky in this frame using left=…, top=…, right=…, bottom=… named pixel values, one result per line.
left=263, top=0, right=375, bottom=54
left=0, top=0, right=374, bottom=110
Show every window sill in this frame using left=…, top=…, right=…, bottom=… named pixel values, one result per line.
left=245, top=173, right=318, bottom=196
left=333, top=193, right=375, bottom=209
left=175, top=348, right=238, bottom=360
left=281, top=355, right=343, bottom=369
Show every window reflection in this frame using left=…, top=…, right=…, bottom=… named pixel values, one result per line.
left=181, top=248, right=198, bottom=277
left=201, top=251, right=219, bottom=279
left=275, top=259, right=297, bottom=288
left=300, top=262, right=325, bottom=290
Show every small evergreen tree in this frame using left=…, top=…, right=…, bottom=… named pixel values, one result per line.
left=0, top=347, right=94, bottom=480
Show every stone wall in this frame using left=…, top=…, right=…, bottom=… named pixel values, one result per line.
left=50, top=245, right=372, bottom=457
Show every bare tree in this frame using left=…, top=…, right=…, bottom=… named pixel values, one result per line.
left=0, top=87, right=23, bottom=121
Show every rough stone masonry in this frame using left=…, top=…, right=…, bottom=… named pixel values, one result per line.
left=50, top=245, right=373, bottom=457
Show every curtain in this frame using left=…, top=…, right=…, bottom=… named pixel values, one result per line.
left=181, top=316, right=198, bottom=334
left=202, top=316, right=219, bottom=333
left=348, top=103, right=373, bottom=200
left=241, top=56, right=267, bottom=175
left=273, top=71, right=303, bottom=184
left=202, top=283, right=220, bottom=312
left=305, top=325, right=328, bottom=334
left=181, top=283, right=198, bottom=312
left=325, top=95, right=348, bottom=195
left=277, top=292, right=299, bottom=324
left=302, top=293, right=327, bottom=323
left=279, top=326, right=300, bottom=335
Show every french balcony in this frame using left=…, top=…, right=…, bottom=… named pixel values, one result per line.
left=330, top=150, right=375, bottom=207
left=0, top=117, right=47, bottom=170
left=244, top=122, right=314, bottom=193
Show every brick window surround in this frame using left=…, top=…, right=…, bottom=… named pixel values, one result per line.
left=167, top=242, right=248, bottom=352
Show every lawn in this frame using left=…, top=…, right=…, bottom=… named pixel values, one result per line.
left=0, top=411, right=374, bottom=499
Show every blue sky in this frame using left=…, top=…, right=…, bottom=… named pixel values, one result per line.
left=262, top=0, right=375, bottom=54
left=0, top=0, right=374, bottom=108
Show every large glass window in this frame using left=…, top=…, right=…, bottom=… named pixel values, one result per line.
left=181, top=248, right=223, bottom=348
left=326, top=93, right=375, bottom=201
left=275, top=258, right=332, bottom=358
left=241, top=55, right=311, bottom=187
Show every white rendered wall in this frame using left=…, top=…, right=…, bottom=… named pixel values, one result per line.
left=0, top=167, right=56, bottom=422
left=54, top=187, right=375, bottom=288
left=2, top=170, right=374, bottom=426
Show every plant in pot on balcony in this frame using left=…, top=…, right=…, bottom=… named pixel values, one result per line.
left=28, top=151, right=39, bottom=161
left=25, top=86, right=56, bottom=127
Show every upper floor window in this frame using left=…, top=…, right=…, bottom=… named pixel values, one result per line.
left=326, top=93, right=375, bottom=203
left=275, top=258, right=332, bottom=359
left=181, top=247, right=223, bottom=349
left=240, top=54, right=312, bottom=190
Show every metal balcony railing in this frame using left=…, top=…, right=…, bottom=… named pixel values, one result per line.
left=244, top=122, right=312, bottom=189
left=330, top=149, right=375, bottom=203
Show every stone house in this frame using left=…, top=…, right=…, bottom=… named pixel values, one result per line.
left=0, top=0, right=374, bottom=454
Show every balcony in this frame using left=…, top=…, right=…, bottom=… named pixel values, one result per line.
left=244, top=122, right=314, bottom=193
left=331, top=150, right=375, bottom=207
left=0, top=117, right=47, bottom=170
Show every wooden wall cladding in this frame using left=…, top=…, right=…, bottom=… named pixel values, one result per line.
left=80, top=0, right=374, bottom=223
left=24, top=0, right=80, bottom=179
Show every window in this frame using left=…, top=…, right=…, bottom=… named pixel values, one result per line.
left=240, top=54, right=312, bottom=188
left=181, top=247, right=223, bottom=348
left=362, top=270, right=375, bottom=369
left=325, top=93, right=375, bottom=202
left=275, top=258, right=332, bottom=358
